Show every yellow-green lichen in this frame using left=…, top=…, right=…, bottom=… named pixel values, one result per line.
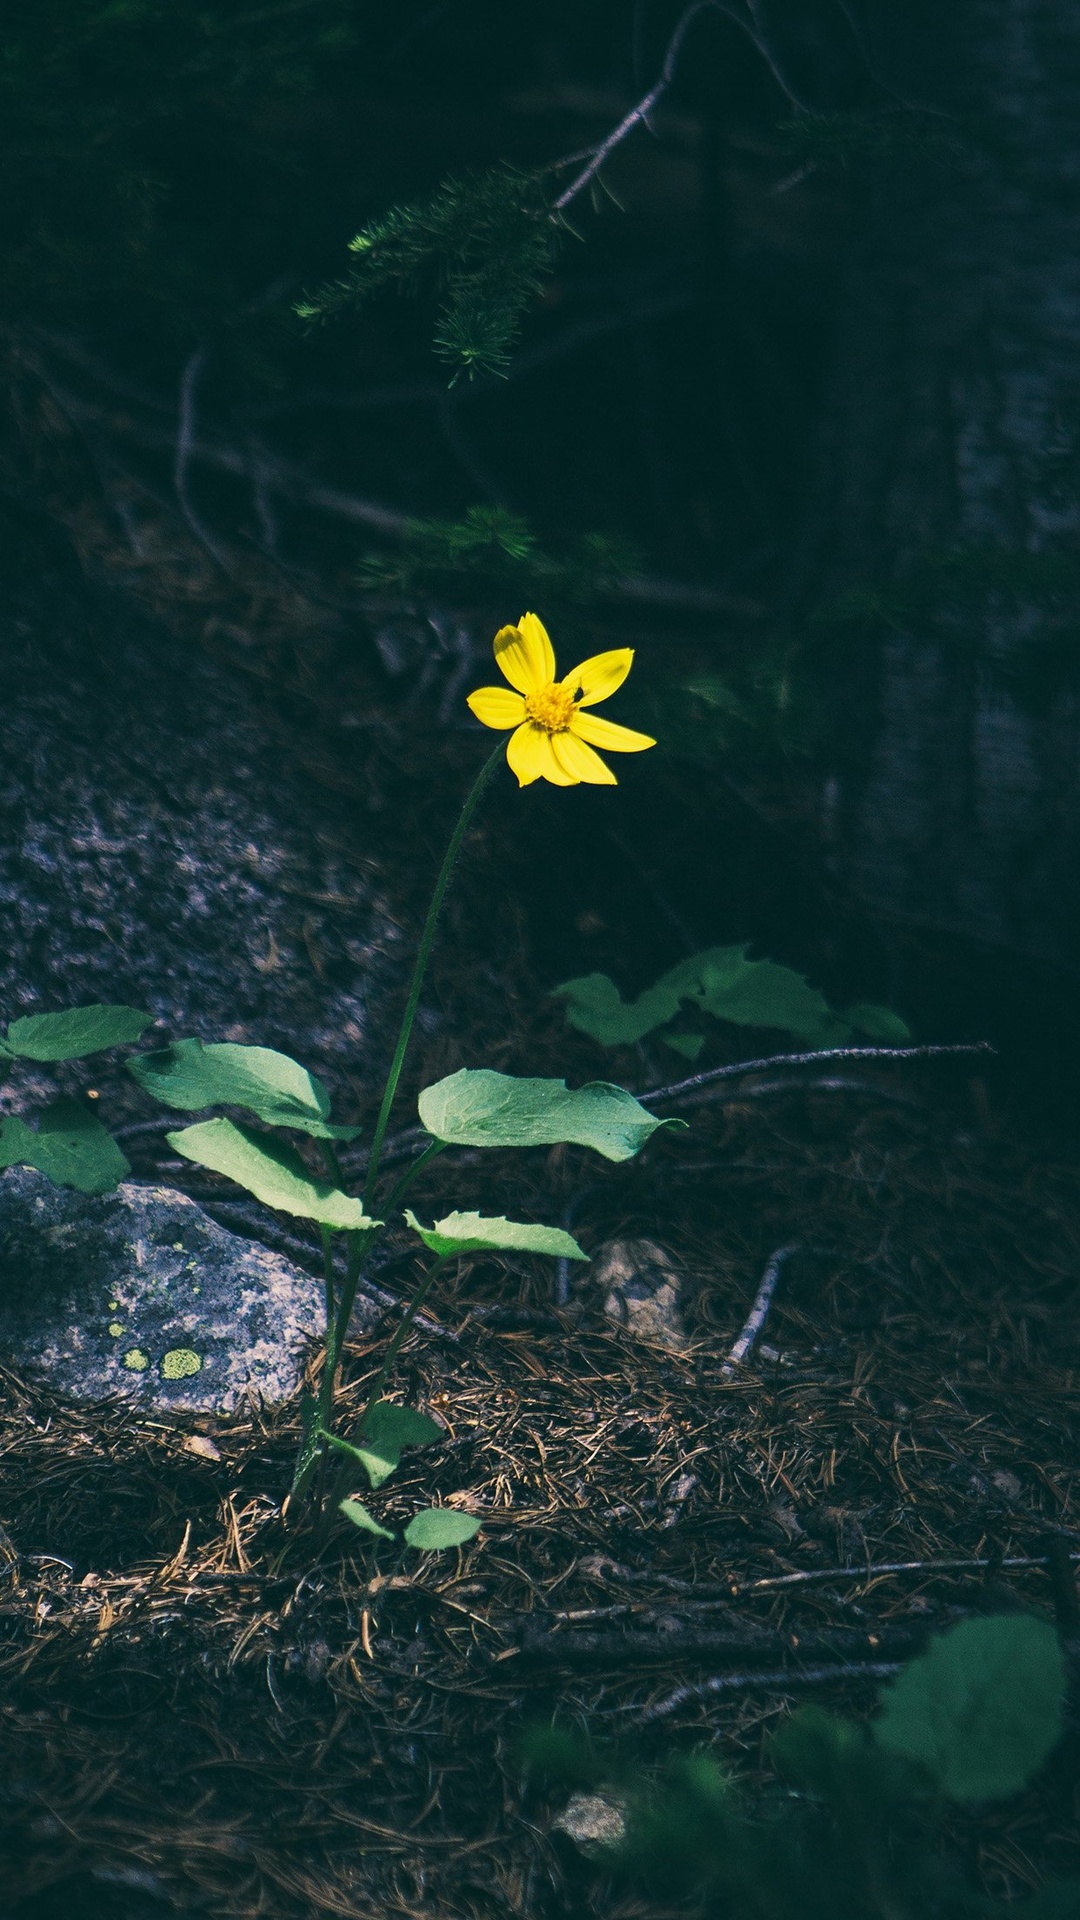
left=160, top=1347, right=202, bottom=1380
left=122, top=1348, right=150, bottom=1372
left=107, top=1321, right=125, bottom=1338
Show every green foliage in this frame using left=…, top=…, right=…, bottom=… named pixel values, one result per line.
left=535, top=1616, right=1070, bottom=1920
left=553, top=947, right=909, bottom=1058
left=2, top=1005, right=152, bottom=1061
left=165, top=1116, right=376, bottom=1231
left=297, top=165, right=561, bottom=378
left=0, top=1098, right=130, bottom=1195
left=128, top=1038, right=360, bottom=1140
left=418, top=1067, right=684, bottom=1161
left=329, top=1401, right=480, bottom=1552
left=358, top=507, right=642, bottom=609
left=323, top=1400, right=443, bottom=1491
left=403, top=1508, right=481, bottom=1551
left=777, top=108, right=984, bottom=176
left=403, top=1207, right=587, bottom=1262
left=874, top=1616, right=1066, bottom=1804
left=0, top=1001, right=149, bottom=1194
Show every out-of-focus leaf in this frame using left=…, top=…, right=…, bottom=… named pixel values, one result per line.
left=0, top=1101, right=129, bottom=1194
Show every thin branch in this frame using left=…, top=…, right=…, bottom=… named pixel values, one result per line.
left=723, top=1243, right=799, bottom=1374
left=554, top=0, right=811, bottom=211
left=638, top=1041, right=995, bottom=1109
left=642, top=1661, right=903, bottom=1719
left=555, top=2, right=721, bottom=210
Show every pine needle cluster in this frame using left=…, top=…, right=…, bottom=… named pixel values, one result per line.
left=296, top=166, right=563, bottom=377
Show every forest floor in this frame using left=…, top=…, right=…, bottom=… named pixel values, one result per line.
left=1, top=1056, right=1078, bottom=1919
left=0, top=511, right=1078, bottom=1918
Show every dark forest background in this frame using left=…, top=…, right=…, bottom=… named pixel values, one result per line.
left=1, top=0, right=1077, bottom=1107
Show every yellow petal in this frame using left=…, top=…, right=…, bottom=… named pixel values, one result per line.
left=550, top=729, right=618, bottom=785
left=466, top=685, right=526, bottom=731
left=506, top=722, right=577, bottom=787
left=570, top=710, right=656, bottom=754
left=561, top=648, right=633, bottom=708
left=494, top=614, right=556, bottom=694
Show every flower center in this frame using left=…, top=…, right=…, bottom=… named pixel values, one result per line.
left=524, top=681, right=577, bottom=733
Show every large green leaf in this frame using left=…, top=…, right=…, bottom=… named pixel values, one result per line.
left=128, top=1037, right=359, bottom=1140
left=404, top=1207, right=587, bottom=1262
left=323, top=1400, right=443, bottom=1490
left=0, top=1100, right=130, bottom=1194
left=166, top=1118, right=377, bottom=1231
left=3, top=1005, right=153, bottom=1061
left=339, top=1498, right=396, bottom=1541
left=874, top=1616, right=1065, bottom=1802
left=844, top=1002, right=913, bottom=1044
left=418, top=1069, right=682, bottom=1163
left=404, top=1508, right=481, bottom=1551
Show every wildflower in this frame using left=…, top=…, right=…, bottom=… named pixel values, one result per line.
left=466, top=612, right=656, bottom=786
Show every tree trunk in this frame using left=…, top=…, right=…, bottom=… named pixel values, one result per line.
left=807, top=0, right=1080, bottom=974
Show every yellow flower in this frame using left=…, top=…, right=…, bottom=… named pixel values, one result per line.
left=466, top=612, right=656, bottom=787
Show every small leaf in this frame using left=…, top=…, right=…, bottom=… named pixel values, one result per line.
left=844, top=1002, right=913, bottom=1044
left=696, top=952, right=834, bottom=1041
left=404, top=1509, right=481, bottom=1551
left=404, top=1208, right=587, bottom=1262
left=874, top=1616, right=1066, bottom=1802
left=339, top=1498, right=396, bottom=1541
left=0, top=1101, right=130, bottom=1195
left=166, top=1118, right=378, bottom=1231
left=418, top=1069, right=683, bottom=1163
left=5, top=1005, right=153, bottom=1061
left=128, top=1037, right=359, bottom=1139
left=323, top=1401, right=443, bottom=1490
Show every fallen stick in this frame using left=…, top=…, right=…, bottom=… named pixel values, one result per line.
left=723, top=1243, right=799, bottom=1374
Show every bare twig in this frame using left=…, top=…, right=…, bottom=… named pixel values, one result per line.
left=723, top=1243, right=799, bottom=1374
left=511, top=1621, right=926, bottom=1668
left=641, top=1661, right=903, bottom=1719
left=554, top=0, right=811, bottom=212
left=638, top=1041, right=995, bottom=1109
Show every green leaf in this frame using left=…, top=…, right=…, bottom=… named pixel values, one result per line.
left=663, top=1031, right=705, bottom=1061
left=874, top=1616, right=1066, bottom=1802
left=403, top=1509, right=481, bottom=1551
left=5, top=1005, right=153, bottom=1061
left=128, top=1038, right=359, bottom=1140
left=323, top=1400, right=443, bottom=1490
left=403, top=1208, right=587, bottom=1262
left=554, top=949, right=910, bottom=1054
left=695, top=950, right=835, bottom=1040
left=339, top=1498, right=396, bottom=1541
left=0, top=1101, right=130, bottom=1195
left=418, top=1069, right=683, bottom=1163
left=166, top=1118, right=378, bottom=1231
left=844, top=1002, right=913, bottom=1044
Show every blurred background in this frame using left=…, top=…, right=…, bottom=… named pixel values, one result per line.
left=1, top=0, right=1077, bottom=1109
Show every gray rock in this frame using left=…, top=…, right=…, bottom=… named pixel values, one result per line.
left=552, top=1792, right=627, bottom=1854
left=0, top=1168, right=374, bottom=1412
left=0, top=517, right=398, bottom=1131
left=593, top=1237, right=690, bottom=1352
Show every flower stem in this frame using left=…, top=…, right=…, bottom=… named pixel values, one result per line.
left=362, top=742, right=503, bottom=1214
left=331, top=1141, right=446, bottom=1362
